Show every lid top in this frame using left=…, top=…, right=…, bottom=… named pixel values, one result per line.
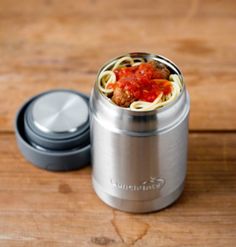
left=31, top=91, right=89, bottom=134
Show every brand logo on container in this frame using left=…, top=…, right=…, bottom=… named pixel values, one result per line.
left=111, top=177, right=165, bottom=191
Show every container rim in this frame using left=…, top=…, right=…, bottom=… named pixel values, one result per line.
left=94, top=52, right=186, bottom=116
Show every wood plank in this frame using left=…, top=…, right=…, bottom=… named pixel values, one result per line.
left=0, top=132, right=235, bottom=246
left=0, top=0, right=236, bottom=131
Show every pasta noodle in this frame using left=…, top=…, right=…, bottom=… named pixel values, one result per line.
left=97, top=56, right=183, bottom=111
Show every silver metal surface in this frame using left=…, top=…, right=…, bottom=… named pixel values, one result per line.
left=90, top=53, right=190, bottom=213
left=32, top=91, right=89, bottom=134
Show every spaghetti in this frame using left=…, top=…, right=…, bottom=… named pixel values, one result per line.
left=97, top=56, right=183, bottom=111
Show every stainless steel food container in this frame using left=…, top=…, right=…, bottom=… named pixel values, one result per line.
left=90, top=52, right=190, bottom=213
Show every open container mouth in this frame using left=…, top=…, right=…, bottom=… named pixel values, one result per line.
left=90, top=52, right=190, bottom=134
left=15, top=89, right=91, bottom=171
left=94, top=52, right=185, bottom=116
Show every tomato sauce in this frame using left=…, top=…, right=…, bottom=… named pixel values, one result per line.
left=108, top=62, right=172, bottom=103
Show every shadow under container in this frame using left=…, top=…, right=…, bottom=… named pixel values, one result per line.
left=90, top=53, right=190, bottom=213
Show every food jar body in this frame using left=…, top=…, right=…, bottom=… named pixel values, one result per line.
left=90, top=53, right=190, bottom=213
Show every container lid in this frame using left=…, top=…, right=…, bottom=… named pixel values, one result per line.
left=15, top=89, right=91, bottom=171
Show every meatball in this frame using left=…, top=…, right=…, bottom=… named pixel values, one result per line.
left=149, top=60, right=170, bottom=79
left=112, top=87, right=136, bottom=107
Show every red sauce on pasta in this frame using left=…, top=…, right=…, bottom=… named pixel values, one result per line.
left=108, top=62, right=172, bottom=103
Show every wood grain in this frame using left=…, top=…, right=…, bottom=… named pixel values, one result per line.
left=0, top=133, right=235, bottom=246
left=0, top=0, right=235, bottom=131
left=0, top=0, right=236, bottom=246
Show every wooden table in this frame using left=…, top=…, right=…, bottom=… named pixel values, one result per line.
left=0, top=0, right=235, bottom=246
